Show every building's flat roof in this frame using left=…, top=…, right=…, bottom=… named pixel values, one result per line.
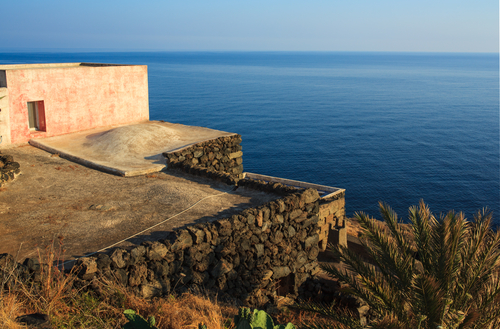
left=0, top=63, right=137, bottom=70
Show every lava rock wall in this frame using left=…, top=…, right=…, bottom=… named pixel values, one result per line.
left=163, top=134, right=243, bottom=181
left=74, top=188, right=324, bottom=306
left=0, top=144, right=347, bottom=307
left=0, top=153, right=20, bottom=186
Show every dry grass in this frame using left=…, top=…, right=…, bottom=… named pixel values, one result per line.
left=0, top=245, right=238, bottom=329
left=0, top=294, right=26, bottom=329
left=274, top=307, right=329, bottom=327
left=1, top=276, right=237, bottom=329
left=123, top=292, right=236, bottom=329
left=0, top=268, right=318, bottom=329
left=1, top=242, right=317, bottom=329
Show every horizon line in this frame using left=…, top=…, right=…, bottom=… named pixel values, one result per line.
left=0, top=49, right=498, bottom=55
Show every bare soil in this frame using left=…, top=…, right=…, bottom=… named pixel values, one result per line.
left=0, top=145, right=278, bottom=263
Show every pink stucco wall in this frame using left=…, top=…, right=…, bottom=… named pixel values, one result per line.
left=6, top=64, right=149, bottom=144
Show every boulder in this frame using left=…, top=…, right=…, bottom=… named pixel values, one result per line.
left=308, top=246, right=319, bottom=260
left=113, top=268, right=128, bottom=285
left=129, top=246, right=146, bottom=265
left=187, top=227, right=205, bottom=244
left=128, top=264, right=148, bottom=287
left=296, top=251, right=308, bottom=267
left=303, top=215, right=319, bottom=228
left=193, top=149, right=204, bottom=158
left=96, top=254, right=112, bottom=270
left=171, top=230, right=193, bottom=251
left=211, top=259, right=233, bottom=278
left=76, top=257, right=98, bottom=280
left=262, top=270, right=273, bottom=281
left=271, top=231, right=284, bottom=244
left=305, top=234, right=320, bottom=249
left=301, top=188, right=320, bottom=204
left=272, top=266, right=291, bottom=279
left=145, top=241, right=168, bottom=261
left=150, top=261, right=169, bottom=278
left=215, top=219, right=232, bottom=236
left=23, top=258, right=40, bottom=272
left=110, top=249, right=129, bottom=269
left=140, top=283, right=162, bottom=299
left=289, top=209, right=303, bottom=220
left=255, top=244, right=265, bottom=258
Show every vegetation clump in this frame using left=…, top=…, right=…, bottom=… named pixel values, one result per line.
left=300, top=201, right=500, bottom=329
left=2, top=201, right=499, bottom=328
left=123, top=309, right=158, bottom=329
left=232, top=307, right=296, bottom=329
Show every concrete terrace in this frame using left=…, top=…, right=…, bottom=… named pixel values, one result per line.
left=29, top=121, right=237, bottom=176
left=0, top=145, right=279, bottom=262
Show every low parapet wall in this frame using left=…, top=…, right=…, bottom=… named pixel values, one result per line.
left=241, top=173, right=346, bottom=253
left=0, top=136, right=347, bottom=306
left=163, top=134, right=244, bottom=180
left=0, top=173, right=346, bottom=306
left=161, top=142, right=347, bottom=303
left=1, top=188, right=330, bottom=306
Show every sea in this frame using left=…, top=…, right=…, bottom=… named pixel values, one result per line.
left=1, top=52, right=498, bottom=225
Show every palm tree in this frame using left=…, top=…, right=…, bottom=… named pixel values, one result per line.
left=299, top=201, right=500, bottom=329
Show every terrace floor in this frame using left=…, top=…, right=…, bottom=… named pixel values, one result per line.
left=0, top=145, right=278, bottom=263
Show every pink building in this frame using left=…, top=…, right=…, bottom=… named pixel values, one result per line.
left=0, top=63, right=149, bottom=147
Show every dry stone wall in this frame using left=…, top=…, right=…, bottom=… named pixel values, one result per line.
left=164, top=134, right=243, bottom=181
left=77, top=188, right=323, bottom=306
left=0, top=153, right=20, bottom=186
left=0, top=139, right=348, bottom=307
left=318, top=193, right=346, bottom=251
left=1, top=187, right=331, bottom=307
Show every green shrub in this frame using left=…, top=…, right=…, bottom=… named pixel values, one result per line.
left=233, top=307, right=296, bottom=329
left=199, top=307, right=295, bottom=329
left=123, top=309, right=158, bottom=329
left=299, top=201, right=500, bottom=329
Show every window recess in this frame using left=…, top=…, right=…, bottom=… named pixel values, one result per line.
left=27, top=101, right=46, bottom=131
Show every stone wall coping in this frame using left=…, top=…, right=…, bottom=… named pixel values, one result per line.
left=163, top=133, right=240, bottom=154
left=243, top=172, right=345, bottom=199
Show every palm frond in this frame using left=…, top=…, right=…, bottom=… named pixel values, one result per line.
left=298, top=201, right=500, bottom=329
left=412, top=273, right=446, bottom=327
left=321, top=249, right=388, bottom=313
left=409, top=200, right=435, bottom=271
left=294, top=301, right=363, bottom=329
left=355, top=211, right=415, bottom=295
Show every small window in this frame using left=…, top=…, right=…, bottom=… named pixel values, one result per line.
left=27, top=101, right=46, bottom=131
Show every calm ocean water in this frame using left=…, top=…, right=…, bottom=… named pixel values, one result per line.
left=1, top=52, right=498, bottom=224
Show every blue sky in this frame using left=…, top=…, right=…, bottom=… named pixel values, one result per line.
left=2, top=0, right=498, bottom=52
